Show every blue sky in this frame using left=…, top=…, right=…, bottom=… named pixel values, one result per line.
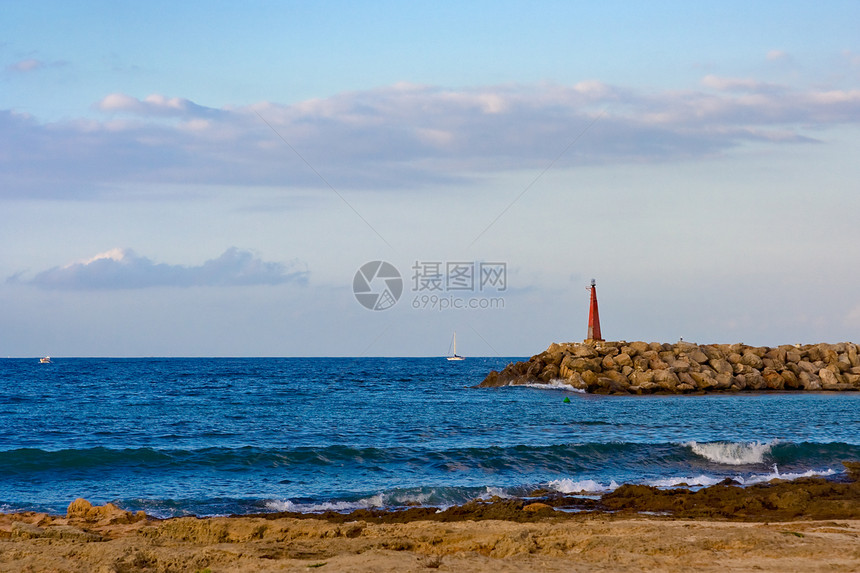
left=2, top=1, right=860, bottom=356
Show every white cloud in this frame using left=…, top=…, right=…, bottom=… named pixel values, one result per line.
left=766, top=50, right=788, bottom=61
left=5, top=58, right=68, bottom=73
left=809, top=89, right=860, bottom=105
left=700, top=75, right=784, bottom=93
left=6, top=58, right=42, bottom=72
left=2, top=75, right=860, bottom=199
left=96, top=93, right=215, bottom=117
left=12, top=248, right=308, bottom=290
left=77, top=248, right=127, bottom=266
left=96, top=93, right=142, bottom=112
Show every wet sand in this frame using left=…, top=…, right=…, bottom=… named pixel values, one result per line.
left=2, top=468, right=859, bottom=572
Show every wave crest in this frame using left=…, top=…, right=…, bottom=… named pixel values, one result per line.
left=266, top=494, right=385, bottom=513
left=548, top=478, right=620, bottom=494
left=686, top=440, right=776, bottom=465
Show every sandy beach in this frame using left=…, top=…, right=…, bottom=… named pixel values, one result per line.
left=2, top=511, right=859, bottom=572
left=3, top=470, right=859, bottom=572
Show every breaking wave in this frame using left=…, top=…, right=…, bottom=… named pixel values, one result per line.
left=686, top=440, right=777, bottom=465
left=547, top=478, right=620, bottom=494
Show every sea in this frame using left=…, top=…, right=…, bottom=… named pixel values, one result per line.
left=1, top=357, right=859, bottom=518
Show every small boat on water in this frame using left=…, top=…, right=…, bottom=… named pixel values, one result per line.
left=446, top=331, right=465, bottom=361
left=39, top=356, right=52, bottom=364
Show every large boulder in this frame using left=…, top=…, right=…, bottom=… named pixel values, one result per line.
left=806, top=346, right=824, bottom=362
left=745, top=370, right=766, bottom=390
left=741, top=352, right=764, bottom=369
left=799, top=371, right=822, bottom=390
left=780, top=369, right=800, bottom=389
left=539, top=364, right=560, bottom=382
left=572, top=345, right=599, bottom=359
left=654, top=369, right=680, bottom=392
left=542, top=343, right=569, bottom=365
left=633, top=356, right=650, bottom=372
left=762, top=357, right=785, bottom=370
left=847, top=344, right=859, bottom=367
left=67, top=498, right=145, bottom=524
left=601, top=354, right=619, bottom=371
left=631, top=370, right=654, bottom=386
left=797, top=360, right=818, bottom=374
left=614, top=353, right=633, bottom=368
left=581, top=370, right=599, bottom=388
left=628, top=341, right=650, bottom=354
left=766, top=347, right=788, bottom=362
left=602, top=371, right=631, bottom=394
left=566, top=372, right=589, bottom=391
left=709, top=358, right=733, bottom=376
left=786, top=348, right=802, bottom=363
left=687, top=349, right=710, bottom=364
left=701, top=345, right=726, bottom=361
left=819, top=368, right=846, bottom=390
left=526, top=359, right=545, bottom=378
left=714, top=373, right=734, bottom=390
left=762, top=368, right=784, bottom=390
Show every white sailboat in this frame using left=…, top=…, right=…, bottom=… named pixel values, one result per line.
left=446, top=331, right=465, bottom=361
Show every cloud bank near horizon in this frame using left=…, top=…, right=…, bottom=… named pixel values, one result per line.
left=10, top=248, right=308, bottom=290
left=3, top=74, right=859, bottom=200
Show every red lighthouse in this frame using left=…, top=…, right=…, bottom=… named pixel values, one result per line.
left=586, top=279, right=603, bottom=342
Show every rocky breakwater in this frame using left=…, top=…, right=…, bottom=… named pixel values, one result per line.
left=480, top=341, right=860, bottom=394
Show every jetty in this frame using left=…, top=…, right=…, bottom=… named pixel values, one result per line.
left=481, top=280, right=860, bottom=393
left=479, top=340, right=860, bottom=394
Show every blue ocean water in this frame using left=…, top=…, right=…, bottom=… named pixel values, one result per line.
left=1, top=357, right=858, bottom=517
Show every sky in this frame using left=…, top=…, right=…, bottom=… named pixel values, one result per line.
left=2, top=1, right=860, bottom=357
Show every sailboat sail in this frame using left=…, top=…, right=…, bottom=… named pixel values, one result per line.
left=447, top=331, right=465, bottom=361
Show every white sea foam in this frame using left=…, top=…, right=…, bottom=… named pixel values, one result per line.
left=686, top=440, right=777, bottom=465
left=517, top=379, right=586, bottom=393
left=648, top=475, right=724, bottom=488
left=265, top=489, right=467, bottom=514
left=740, top=467, right=836, bottom=485
left=647, top=467, right=837, bottom=489
left=265, top=493, right=385, bottom=513
left=480, top=486, right=514, bottom=500
left=264, top=465, right=840, bottom=515
left=390, top=491, right=433, bottom=506
left=548, top=478, right=620, bottom=494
